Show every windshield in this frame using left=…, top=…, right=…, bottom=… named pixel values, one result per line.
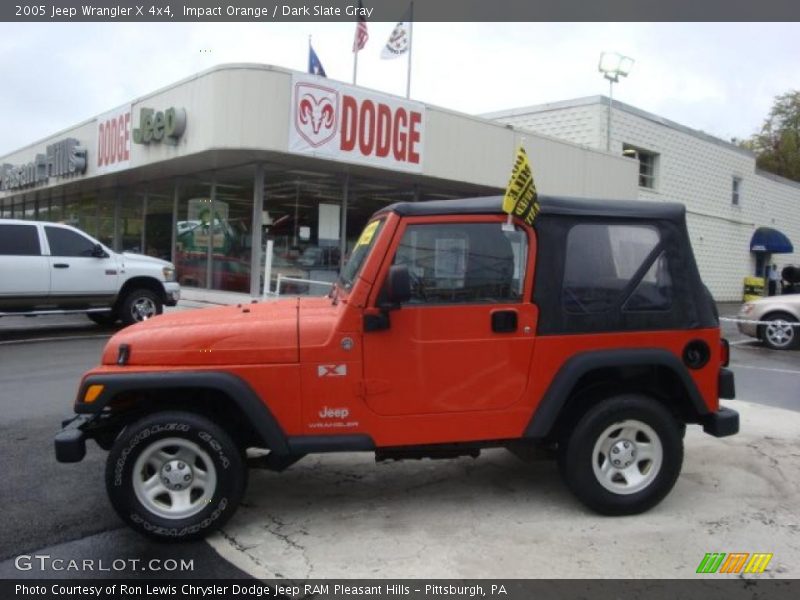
left=339, top=219, right=385, bottom=289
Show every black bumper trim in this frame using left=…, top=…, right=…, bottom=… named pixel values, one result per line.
left=719, top=368, right=735, bottom=399
left=54, top=415, right=91, bottom=463
left=702, top=406, right=739, bottom=438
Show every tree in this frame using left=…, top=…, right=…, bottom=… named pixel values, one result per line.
left=748, top=91, right=800, bottom=182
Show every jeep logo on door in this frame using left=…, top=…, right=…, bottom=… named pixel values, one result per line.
left=294, top=83, right=339, bottom=148
left=289, top=74, right=425, bottom=173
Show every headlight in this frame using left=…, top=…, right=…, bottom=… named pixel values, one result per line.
left=162, top=266, right=176, bottom=282
left=740, top=303, right=754, bottom=315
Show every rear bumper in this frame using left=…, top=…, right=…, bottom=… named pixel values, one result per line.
left=702, top=406, right=740, bottom=438
left=719, top=367, right=735, bottom=399
left=54, top=415, right=91, bottom=463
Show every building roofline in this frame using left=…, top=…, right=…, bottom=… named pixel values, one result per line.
left=483, top=95, right=756, bottom=159
left=1, top=63, right=634, bottom=171
left=755, top=168, right=800, bottom=190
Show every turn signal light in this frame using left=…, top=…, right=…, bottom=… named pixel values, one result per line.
left=84, top=384, right=104, bottom=404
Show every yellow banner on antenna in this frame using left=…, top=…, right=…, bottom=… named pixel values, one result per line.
left=502, top=146, right=540, bottom=225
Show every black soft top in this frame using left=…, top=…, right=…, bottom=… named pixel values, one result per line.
left=377, top=195, right=686, bottom=222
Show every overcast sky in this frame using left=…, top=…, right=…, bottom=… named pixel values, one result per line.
left=0, top=21, right=797, bottom=156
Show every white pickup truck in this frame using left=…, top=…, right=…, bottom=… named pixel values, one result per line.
left=0, top=219, right=180, bottom=326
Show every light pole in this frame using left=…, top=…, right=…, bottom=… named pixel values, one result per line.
left=598, top=52, right=634, bottom=152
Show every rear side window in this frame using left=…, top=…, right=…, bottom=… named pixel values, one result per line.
left=563, top=224, right=665, bottom=313
left=45, top=226, right=97, bottom=257
left=0, top=224, right=40, bottom=256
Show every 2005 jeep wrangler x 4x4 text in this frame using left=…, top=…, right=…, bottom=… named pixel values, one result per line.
left=56, top=196, right=738, bottom=540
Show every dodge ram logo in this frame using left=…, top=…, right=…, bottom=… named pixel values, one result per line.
left=294, top=83, right=339, bottom=148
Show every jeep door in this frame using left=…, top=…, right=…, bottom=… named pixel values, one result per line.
left=362, top=216, right=537, bottom=416
left=43, top=225, right=119, bottom=305
left=0, top=223, right=50, bottom=310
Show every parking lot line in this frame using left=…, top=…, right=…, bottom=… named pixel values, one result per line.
left=730, top=362, right=800, bottom=376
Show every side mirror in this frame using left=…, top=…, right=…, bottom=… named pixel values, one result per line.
left=92, top=244, right=107, bottom=258
left=383, top=264, right=411, bottom=307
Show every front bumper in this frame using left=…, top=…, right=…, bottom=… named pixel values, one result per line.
left=736, top=318, right=758, bottom=337
left=54, top=415, right=91, bottom=463
left=164, top=282, right=181, bottom=306
left=701, top=406, right=740, bottom=438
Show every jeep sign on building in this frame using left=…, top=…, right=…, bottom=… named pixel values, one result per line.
left=0, top=64, right=637, bottom=299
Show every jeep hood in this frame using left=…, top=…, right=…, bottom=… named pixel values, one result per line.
left=102, top=299, right=299, bottom=366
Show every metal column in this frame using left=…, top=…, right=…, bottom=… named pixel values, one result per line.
left=340, top=174, right=350, bottom=271
left=250, top=165, right=265, bottom=297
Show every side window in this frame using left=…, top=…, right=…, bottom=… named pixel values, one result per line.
left=45, top=226, right=97, bottom=257
left=0, top=224, right=41, bottom=256
left=623, top=251, right=673, bottom=311
left=563, top=224, right=660, bottom=313
left=392, top=222, right=528, bottom=304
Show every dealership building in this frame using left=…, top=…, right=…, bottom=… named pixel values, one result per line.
left=485, top=97, right=800, bottom=300
left=1, top=63, right=796, bottom=301
left=0, top=63, right=635, bottom=298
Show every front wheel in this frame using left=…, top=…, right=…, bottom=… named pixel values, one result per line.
left=120, top=288, right=163, bottom=326
left=760, top=312, right=798, bottom=350
left=105, top=411, right=247, bottom=541
left=558, top=394, right=683, bottom=515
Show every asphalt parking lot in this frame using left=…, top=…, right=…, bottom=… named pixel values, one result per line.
left=0, top=301, right=797, bottom=579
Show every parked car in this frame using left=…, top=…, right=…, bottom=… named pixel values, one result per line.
left=56, top=196, right=736, bottom=541
left=737, top=294, right=800, bottom=350
left=0, top=219, right=180, bottom=326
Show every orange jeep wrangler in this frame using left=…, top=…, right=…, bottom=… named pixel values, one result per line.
left=55, top=196, right=738, bottom=540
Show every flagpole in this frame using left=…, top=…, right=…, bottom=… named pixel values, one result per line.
left=405, top=1, right=414, bottom=98
left=353, top=47, right=358, bottom=85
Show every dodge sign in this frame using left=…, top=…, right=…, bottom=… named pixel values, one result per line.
left=289, top=75, right=425, bottom=173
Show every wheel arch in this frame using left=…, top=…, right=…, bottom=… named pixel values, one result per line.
left=524, top=348, right=709, bottom=441
left=117, top=276, right=167, bottom=305
left=76, top=371, right=289, bottom=455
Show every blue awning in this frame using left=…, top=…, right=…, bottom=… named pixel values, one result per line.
left=750, top=227, right=794, bottom=253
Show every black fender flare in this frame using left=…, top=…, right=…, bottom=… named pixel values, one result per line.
left=524, top=348, right=709, bottom=439
left=75, top=371, right=289, bottom=455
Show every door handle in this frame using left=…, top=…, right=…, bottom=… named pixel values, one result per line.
left=53, top=263, right=69, bottom=269
left=491, top=309, right=518, bottom=333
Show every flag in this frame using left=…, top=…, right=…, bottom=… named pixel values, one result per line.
left=353, top=0, right=369, bottom=53
left=503, top=146, right=540, bottom=225
left=381, top=5, right=411, bottom=59
left=308, top=43, right=327, bottom=77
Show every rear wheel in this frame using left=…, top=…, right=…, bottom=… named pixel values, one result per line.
left=558, top=394, right=683, bottom=515
left=759, top=312, right=798, bottom=350
left=120, top=288, right=162, bottom=326
left=106, top=411, right=247, bottom=541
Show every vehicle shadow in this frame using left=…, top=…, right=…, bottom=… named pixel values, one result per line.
left=0, top=317, right=121, bottom=343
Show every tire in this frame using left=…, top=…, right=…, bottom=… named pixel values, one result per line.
left=120, top=288, right=163, bottom=326
left=759, top=312, right=799, bottom=350
left=105, top=411, right=247, bottom=541
left=87, top=312, right=118, bottom=327
left=558, top=394, right=683, bottom=515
